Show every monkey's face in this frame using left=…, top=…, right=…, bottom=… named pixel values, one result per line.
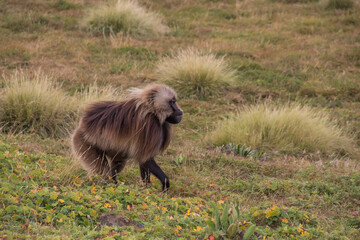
left=165, top=98, right=183, bottom=124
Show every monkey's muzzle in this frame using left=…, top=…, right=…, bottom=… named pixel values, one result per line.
left=174, top=112, right=183, bottom=123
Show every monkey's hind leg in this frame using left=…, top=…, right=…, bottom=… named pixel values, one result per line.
left=72, top=129, right=110, bottom=177
left=106, top=151, right=128, bottom=184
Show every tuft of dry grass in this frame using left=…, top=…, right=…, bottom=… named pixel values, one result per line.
left=0, top=70, right=78, bottom=138
left=75, top=82, right=123, bottom=110
left=82, top=0, right=169, bottom=37
left=207, top=104, right=358, bottom=157
left=156, top=49, right=236, bottom=100
left=0, top=71, right=123, bottom=138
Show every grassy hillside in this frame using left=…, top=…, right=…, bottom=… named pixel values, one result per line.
left=0, top=0, right=359, bottom=239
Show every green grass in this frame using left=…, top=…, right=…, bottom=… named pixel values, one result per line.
left=2, top=140, right=359, bottom=239
left=82, top=0, right=169, bottom=37
left=326, top=0, right=354, bottom=10
left=156, top=49, right=236, bottom=100
left=207, top=104, right=358, bottom=157
left=236, top=61, right=304, bottom=93
left=52, top=0, right=80, bottom=11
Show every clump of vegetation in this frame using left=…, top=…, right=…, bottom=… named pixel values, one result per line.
left=207, top=104, right=357, bottom=157
left=156, top=49, right=236, bottom=100
left=75, top=82, right=123, bottom=110
left=221, top=143, right=264, bottom=159
left=207, top=201, right=256, bottom=239
left=0, top=70, right=78, bottom=138
left=52, top=0, right=80, bottom=11
left=326, top=0, right=354, bottom=10
left=82, top=0, right=169, bottom=37
left=271, top=0, right=318, bottom=3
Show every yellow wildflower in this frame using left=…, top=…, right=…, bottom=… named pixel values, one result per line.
left=185, top=209, right=194, bottom=217
left=58, top=199, right=65, bottom=203
left=44, top=215, right=51, bottom=223
left=265, top=206, right=280, bottom=218
left=300, top=231, right=309, bottom=236
left=252, top=211, right=260, bottom=217
left=193, top=226, right=202, bottom=231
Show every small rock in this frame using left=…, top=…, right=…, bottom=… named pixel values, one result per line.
left=98, top=213, right=144, bottom=229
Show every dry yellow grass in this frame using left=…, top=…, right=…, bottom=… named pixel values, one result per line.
left=82, top=0, right=169, bottom=37
left=0, top=70, right=78, bottom=138
left=75, top=82, right=123, bottom=108
left=0, top=71, right=123, bottom=138
left=207, top=104, right=358, bottom=157
left=156, top=48, right=236, bottom=99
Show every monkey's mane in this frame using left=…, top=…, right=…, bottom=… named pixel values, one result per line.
left=79, top=84, right=173, bottom=164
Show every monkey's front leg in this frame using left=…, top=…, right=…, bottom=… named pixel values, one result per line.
left=140, top=158, right=170, bottom=191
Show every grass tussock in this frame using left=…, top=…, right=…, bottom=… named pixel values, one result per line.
left=75, top=82, right=123, bottom=110
left=0, top=71, right=123, bottom=138
left=82, top=0, right=169, bottom=37
left=207, top=104, right=357, bottom=157
left=0, top=71, right=78, bottom=138
left=0, top=70, right=78, bottom=138
left=156, top=49, right=236, bottom=100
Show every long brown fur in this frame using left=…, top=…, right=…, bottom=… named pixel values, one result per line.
left=71, top=84, right=176, bottom=178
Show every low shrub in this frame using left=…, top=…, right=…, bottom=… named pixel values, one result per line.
left=156, top=49, right=236, bottom=100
